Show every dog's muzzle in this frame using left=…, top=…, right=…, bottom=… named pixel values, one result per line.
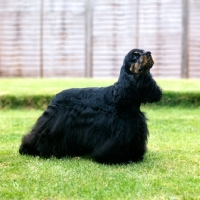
left=138, top=52, right=154, bottom=73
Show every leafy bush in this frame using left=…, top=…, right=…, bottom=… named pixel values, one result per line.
left=0, top=95, right=52, bottom=109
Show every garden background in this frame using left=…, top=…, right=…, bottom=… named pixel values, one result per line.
left=0, top=0, right=200, bottom=199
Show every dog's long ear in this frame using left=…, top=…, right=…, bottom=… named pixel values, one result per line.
left=138, top=72, right=162, bottom=104
left=123, top=50, right=136, bottom=73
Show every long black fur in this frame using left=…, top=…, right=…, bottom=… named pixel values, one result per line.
left=19, top=49, right=162, bottom=164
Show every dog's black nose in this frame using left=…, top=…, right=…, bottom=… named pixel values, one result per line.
left=146, top=51, right=151, bottom=56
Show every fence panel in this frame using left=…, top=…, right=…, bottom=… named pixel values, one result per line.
left=188, top=0, right=200, bottom=78
left=42, top=0, right=86, bottom=77
left=0, top=1, right=41, bottom=77
left=0, top=0, right=199, bottom=78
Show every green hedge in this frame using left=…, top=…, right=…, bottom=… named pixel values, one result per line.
left=156, top=91, right=200, bottom=107
left=0, top=95, right=53, bottom=109
left=0, top=91, right=200, bottom=109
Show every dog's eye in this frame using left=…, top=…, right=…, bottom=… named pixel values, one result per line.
left=133, top=53, right=139, bottom=59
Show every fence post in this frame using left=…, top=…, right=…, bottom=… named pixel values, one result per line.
left=181, top=0, right=189, bottom=78
left=85, top=0, right=93, bottom=77
left=40, top=0, right=44, bottom=78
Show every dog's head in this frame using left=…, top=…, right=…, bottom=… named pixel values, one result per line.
left=124, top=49, right=154, bottom=75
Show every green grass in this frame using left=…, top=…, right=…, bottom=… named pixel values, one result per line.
left=0, top=78, right=200, bottom=199
left=0, top=78, right=200, bottom=95
left=0, top=78, right=116, bottom=96
left=0, top=107, right=200, bottom=200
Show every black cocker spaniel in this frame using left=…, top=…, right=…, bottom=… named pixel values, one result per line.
left=19, top=49, right=162, bottom=164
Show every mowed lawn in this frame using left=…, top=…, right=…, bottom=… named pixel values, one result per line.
left=1, top=78, right=200, bottom=95
left=0, top=78, right=200, bottom=199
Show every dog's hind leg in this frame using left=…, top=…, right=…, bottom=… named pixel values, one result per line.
left=19, top=105, right=57, bottom=157
left=19, top=129, right=39, bottom=156
left=92, top=139, right=130, bottom=164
